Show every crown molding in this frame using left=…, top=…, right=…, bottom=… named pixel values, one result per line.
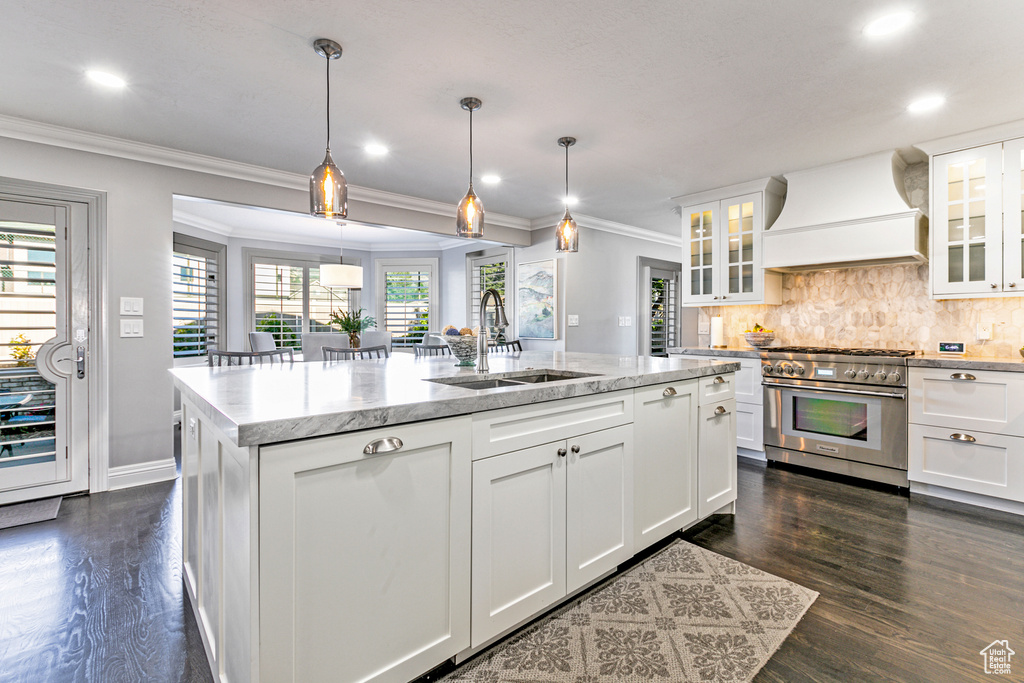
left=531, top=212, right=682, bottom=248
left=0, top=114, right=531, bottom=231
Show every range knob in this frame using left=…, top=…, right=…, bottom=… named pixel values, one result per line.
left=874, top=370, right=888, bottom=381
left=781, top=363, right=794, bottom=375
left=775, top=364, right=786, bottom=375
left=793, top=364, right=805, bottom=376
left=887, top=371, right=901, bottom=383
left=844, top=368, right=857, bottom=380
left=762, top=365, right=773, bottom=376
left=857, top=370, right=870, bottom=380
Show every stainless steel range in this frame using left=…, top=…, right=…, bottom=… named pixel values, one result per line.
left=761, top=346, right=917, bottom=487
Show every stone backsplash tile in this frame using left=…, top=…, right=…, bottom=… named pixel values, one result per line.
left=697, top=264, right=1023, bottom=357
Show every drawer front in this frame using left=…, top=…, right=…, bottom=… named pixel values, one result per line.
left=735, top=401, right=764, bottom=452
left=472, top=390, right=633, bottom=459
left=698, top=372, right=736, bottom=406
left=909, top=367, right=1024, bottom=437
left=909, top=424, right=1024, bottom=502
left=676, top=355, right=761, bottom=404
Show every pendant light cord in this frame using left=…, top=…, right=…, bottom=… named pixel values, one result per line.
left=325, top=57, right=331, bottom=149
left=565, top=143, right=569, bottom=199
left=468, top=107, right=474, bottom=184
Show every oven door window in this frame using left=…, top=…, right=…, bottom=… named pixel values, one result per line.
left=780, top=389, right=882, bottom=450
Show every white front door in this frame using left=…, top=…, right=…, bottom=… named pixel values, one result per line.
left=0, top=196, right=89, bottom=503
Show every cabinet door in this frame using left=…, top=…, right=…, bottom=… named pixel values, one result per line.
left=735, top=401, right=764, bottom=452
left=698, top=399, right=738, bottom=517
left=719, top=192, right=763, bottom=303
left=932, top=144, right=1004, bottom=295
left=910, top=424, right=1024, bottom=502
left=471, top=442, right=567, bottom=647
left=565, top=425, right=634, bottom=593
left=682, top=202, right=719, bottom=304
left=1004, top=137, right=1024, bottom=290
left=633, top=382, right=698, bottom=551
left=259, top=418, right=472, bottom=683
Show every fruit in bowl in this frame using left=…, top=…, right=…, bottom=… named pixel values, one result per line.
left=743, top=323, right=775, bottom=348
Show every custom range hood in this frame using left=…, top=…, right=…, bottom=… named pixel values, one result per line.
left=762, top=150, right=927, bottom=271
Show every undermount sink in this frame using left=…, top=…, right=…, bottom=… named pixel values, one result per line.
left=425, top=369, right=601, bottom=391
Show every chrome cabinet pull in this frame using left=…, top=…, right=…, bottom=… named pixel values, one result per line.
left=363, top=437, right=404, bottom=455
left=571, top=444, right=580, bottom=454
left=949, top=433, right=977, bottom=443
left=1010, top=282, right=1018, bottom=288
left=557, top=447, right=567, bottom=458
left=714, top=405, right=728, bottom=415
left=663, top=386, right=677, bottom=397
left=991, top=283, right=998, bottom=289
left=949, top=373, right=976, bottom=381
left=713, top=376, right=725, bottom=384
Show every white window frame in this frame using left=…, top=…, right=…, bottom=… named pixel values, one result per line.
left=173, top=234, right=226, bottom=366
left=375, top=257, right=438, bottom=347
left=465, top=247, right=514, bottom=330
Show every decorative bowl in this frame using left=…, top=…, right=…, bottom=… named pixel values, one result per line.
left=444, top=335, right=479, bottom=366
left=743, top=332, right=776, bottom=348
left=1019, top=348, right=1024, bottom=358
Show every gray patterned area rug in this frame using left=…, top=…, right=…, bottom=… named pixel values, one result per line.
left=444, top=540, right=817, bottom=682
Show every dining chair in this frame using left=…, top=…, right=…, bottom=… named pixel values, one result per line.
left=249, top=331, right=277, bottom=352
left=322, top=345, right=391, bottom=360
left=359, top=330, right=393, bottom=354
left=301, top=332, right=348, bottom=362
left=491, top=339, right=523, bottom=352
left=208, top=348, right=294, bottom=366
left=414, top=343, right=451, bottom=357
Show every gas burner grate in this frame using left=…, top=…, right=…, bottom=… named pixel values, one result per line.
left=765, top=346, right=918, bottom=358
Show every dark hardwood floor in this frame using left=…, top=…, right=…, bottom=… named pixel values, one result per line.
left=683, top=459, right=1024, bottom=682
left=2, top=447, right=1021, bottom=682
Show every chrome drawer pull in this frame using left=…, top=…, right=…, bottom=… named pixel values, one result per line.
left=363, top=437, right=404, bottom=455
left=950, top=373, right=976, bottom=381
left=713, top=376, right=725, bottom=384
left=663, top=386, right=677, bottom=397
left=949, top=433, right=977, bottom=443
left=714, top=405, right=728, bottom=415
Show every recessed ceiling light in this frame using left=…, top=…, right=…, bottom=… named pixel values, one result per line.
left=481, top=174, right=501, bottom=185
left=86, top=70, right=126, bottom=88
left=863, top=11, right=914, bottom=37
left=907, top=95, right=945, bottom=113
left=564, top=196, right=579, bottom=207
left=364, top=143, right=388, bottom=156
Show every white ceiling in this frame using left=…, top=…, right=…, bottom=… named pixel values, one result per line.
left=5, top=1, right=1024, bottom=235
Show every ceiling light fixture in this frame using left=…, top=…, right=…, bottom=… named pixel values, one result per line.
left=365, top=143, right=388, bottom=156
left=863, top=11, right=914, bottom=37
left=555, top=136, right=579, bottom=253
left=456, top=97, right=484, bottom=238
left=907, top=95, right=945, bottom=113
left=310, top=38, right=348, bottom=219
left=86, top=70, right=126, bottom=88
left=321, top=223, right=364, bottom=288
left=481, top=174, right=501, bottom=185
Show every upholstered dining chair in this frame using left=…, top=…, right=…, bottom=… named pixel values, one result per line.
left=301, top=332, right=348, bottom=362
left=322, top=345, right=391, bottom=360
left=359, top=330, right=393, bottom=354
left=248, top=331, right=277, bottom=352
left=208, top=349, right=294, bottom=366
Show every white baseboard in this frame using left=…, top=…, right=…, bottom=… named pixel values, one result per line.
left=910, top=481, right=1024, bottom=517
left=738, top=448, right=767, bottom=461
left=107, top=457, right=178, bottom=490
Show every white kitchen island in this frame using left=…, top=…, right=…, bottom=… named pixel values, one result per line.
left=170, top=351, right=740, bottom=683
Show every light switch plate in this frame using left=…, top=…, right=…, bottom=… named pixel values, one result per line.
left=567, top=314, right=579, bottom=327
left=120, top=319, right=144, bottom=337
left=698, top=322, right=711, bottom=335
left=120, top=297, right=143, bottom=316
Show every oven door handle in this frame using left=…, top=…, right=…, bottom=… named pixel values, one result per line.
left=764, top=382, right=907, bottom=400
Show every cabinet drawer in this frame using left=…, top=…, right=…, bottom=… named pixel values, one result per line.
left=472, top=390, right=633, bottom=460
left=698, top=372, right=736, bottom=406
left=909, top=367, right=1024, bottom=437
left=675, top=355, right=762, bottom=404
left=909, top=424, right=1024, bottom=502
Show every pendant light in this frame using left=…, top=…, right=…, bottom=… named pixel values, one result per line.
left=456, top=97, right=484, bottom=238
left=321, top=222, right=363, bottom=288
left=310, top=39, right=348, bottom=219
left=555, top=136, right=579, bottom=252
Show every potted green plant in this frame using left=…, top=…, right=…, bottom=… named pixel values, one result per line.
left=329, top=308, right=377, bottom=348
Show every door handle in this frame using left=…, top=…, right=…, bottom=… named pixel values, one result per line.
left=570, top=444, right=580, bottom=454
left=557, top=447, right=567, bottom=458
left=76, top=346, right=85, bottom=379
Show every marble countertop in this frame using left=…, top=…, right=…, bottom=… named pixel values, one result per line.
left=171, top=351, right=741, bottom=447
left=908, top=353, right=1024, bottom=372
left=668, top=346, right=763, bottom=358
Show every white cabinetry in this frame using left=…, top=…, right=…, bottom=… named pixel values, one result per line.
left=471, top=400, right=633, bottom=647
left=698, top=398, right=738, bottom=517
left=928, top=137, right=1024, bottom=297
left=675, top=354, right=764, bottom=454
left=909, top=367, right=1024, bottom=509
left=258, top=417, right=472, bottom=683
left=633, top=381, right=698, bottom=552
left=673, top=178, right=786, bottom=306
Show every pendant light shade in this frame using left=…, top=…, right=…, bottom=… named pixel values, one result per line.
left=555, top=136, right=579, bottom=253
left=310, top=39, right=348, bottom=219
left=456, top=97, right=484, bottom=238
left=321, top=263, right=363, bottom=288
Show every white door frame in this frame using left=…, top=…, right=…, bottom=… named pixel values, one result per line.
left=0, top=176, right=108, bottom=499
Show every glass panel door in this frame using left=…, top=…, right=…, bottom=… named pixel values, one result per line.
left=1003, top=137, right=1024, bottom=289
left=684, top=202, right=717, bottom=303
left=720, top=192, right=762, bottom=302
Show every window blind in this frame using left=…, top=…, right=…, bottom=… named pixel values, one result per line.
left=467, top=250, right=511, bottom=332
left=173, top=244, right=220, bottom=358
left=382, top=269, right=431, bottom=347
left=252, top=262, right=304, bottom=348
left=649, top=269, right=678, bottom=357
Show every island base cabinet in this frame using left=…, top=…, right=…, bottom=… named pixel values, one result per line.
left=633, top=381, right=698, bottom=552
left=258, top=417, right=472, bottom=683
left=698, top=399, right=738, bottom=518
left=471, top=425, right=633, bottom=648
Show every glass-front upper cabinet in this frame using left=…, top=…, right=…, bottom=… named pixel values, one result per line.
left=677, top=178, right=782, bottom=306
left=1004, top=138, right=1024, bottom=291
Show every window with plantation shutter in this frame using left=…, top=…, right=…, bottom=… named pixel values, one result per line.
left=466, top=248, right=513, bottom=334
left=649, top=268, right=678, bottom=357
left=173, top=237, right=223, bottom=359
left=375, top=258, right=437, bottom=349
left=249, top=256, right=351, bottom=348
